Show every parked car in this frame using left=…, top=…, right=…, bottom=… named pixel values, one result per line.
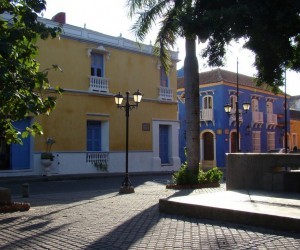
left=268, top=148, right=290, bottom=153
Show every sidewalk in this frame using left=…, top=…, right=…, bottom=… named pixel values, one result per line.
left=2, top=174, right=300, bottom=233
left=159, top=188, right=300, bottom=233
left=1, top=178, right=300, bottom=249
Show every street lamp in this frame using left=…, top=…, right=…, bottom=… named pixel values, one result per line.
left=114, top=90, right=143, bottom=194
left=284, top=69, right=288, bottom=153
left=224, top=58, right=250, bottom=152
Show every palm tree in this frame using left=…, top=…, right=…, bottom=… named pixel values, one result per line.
left=127, top=0, right=206, bottom=171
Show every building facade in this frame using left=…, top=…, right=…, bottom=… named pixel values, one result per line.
left=0, top=13, right=181, bottom=177
left=290, top=110, right=300, bottom=151
left=177, top=68, right=290, bottom=169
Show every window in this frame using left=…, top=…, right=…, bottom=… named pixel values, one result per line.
left=203, top=96, right=213, bottom=109
left=87, top=121, right=101, bottom=151
left=160, top=66, right=169, bottom=87
left=267, top=132, right=275, bottom=151
left=91, top=53, right=104, bottom=77
left=292, top=133, right=297, bottom=149
left=252, top=99, right=259, bottom=112
left=252, top=131, right=261, bottom=152
left=230, top=95, right=237, bottom=110
left=159, top=125, right=170, bottom=164
left=266, top=101, right=273, bottom=114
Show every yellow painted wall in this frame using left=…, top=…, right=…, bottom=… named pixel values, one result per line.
left=35, top=35, right=178, bottom=152
left=290, top=119, right=300, bottom=149
left=37, top=37, right=177, bottom=99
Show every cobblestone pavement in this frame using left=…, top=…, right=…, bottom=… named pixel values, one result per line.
left=1, top=179, right=300, bottom=249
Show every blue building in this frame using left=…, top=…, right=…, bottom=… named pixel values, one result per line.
left=177, top=68, right=290, bottom=169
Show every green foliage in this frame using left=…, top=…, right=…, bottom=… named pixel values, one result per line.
left=194, top=0, right=300, bottom=91
left=127, top=0, right=300, bottom=174
left=93, top=161, right=108, bottom=172
left=172, top=164, right=198, bottom=185
left=197, top=169, right=207, bottom=183
left=173, top=165, right=223, bottom=185
left=0, top=0, right=62, bottom=144
left=40, top=152, right=54, bottom=161
left=199, top=167, right=223, bottom=184
left=40, top=137, right=55, bottom=161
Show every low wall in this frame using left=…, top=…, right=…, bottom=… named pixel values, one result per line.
left=226, top=153, right=300, bottom=192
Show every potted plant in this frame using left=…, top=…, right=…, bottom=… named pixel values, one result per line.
left=41, top=152, right=55, bottom=161
left=41, top=137, right=55, bottom=174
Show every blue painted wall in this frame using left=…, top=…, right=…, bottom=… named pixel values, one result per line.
left=178, top=73, right=288, bottom=168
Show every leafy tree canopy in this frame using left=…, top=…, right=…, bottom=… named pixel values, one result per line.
left=129, top=0, right=300, bottom=92
left=0, top=0, right=61, bottom=144
left=194, top=0, right=300, bottom=92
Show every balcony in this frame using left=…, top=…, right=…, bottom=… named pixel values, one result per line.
left=267, top=113, right=278, bottom=129
left=229, top=109, right=243, bottom=126
left=252, top=111, right=264, bottom=128
left=89, top=76, right=109, bottom=93
left=158, top=87, right=173, bottom=101
left=86, top=151, right=109, bottom=166
left=200, top=108, right=214, bottom=125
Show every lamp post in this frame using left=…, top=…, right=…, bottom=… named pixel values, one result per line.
left=284, top=69, right=288, bottom=153
left=114, top=90, right=143, bottom=194
left=224, top=58, right=250, bottom=152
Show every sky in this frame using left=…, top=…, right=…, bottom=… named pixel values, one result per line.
left=42, top=0, right=300, bottom=96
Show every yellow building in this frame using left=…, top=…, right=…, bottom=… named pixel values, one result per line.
left=31, top=14, right=180, bottom=175
left=290, top=110, right=300, bottom=151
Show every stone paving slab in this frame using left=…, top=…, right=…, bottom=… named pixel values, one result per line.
left=159, top=190, right=300, bottom=233
left=1, top=179, right=300, bottom=249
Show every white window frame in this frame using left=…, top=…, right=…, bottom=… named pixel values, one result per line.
left=267, top=132, right=275, bottom=151
left=252, top=131, right=261, bottom=152
left=266, top=101, right=273, bottom=114
left=152, top=120, right=180, bottom=167
left=252, top=99, right=259, bottom=112
left=230, top=95, right=237, bottom=111
left=203, top=95, right=213, bottom=109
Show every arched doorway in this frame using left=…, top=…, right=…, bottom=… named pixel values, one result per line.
left=230, top=131, right=238, bottom=153
left=203, top=132, right=214, bottom=160
left=200, top=130, right=216, bottom=170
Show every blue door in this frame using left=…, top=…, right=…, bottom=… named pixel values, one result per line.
left=159, top=125, right=169, bottom=164
left=11, top=118, right=31, bottom=170
left=87, top=121, right=101, bottom=151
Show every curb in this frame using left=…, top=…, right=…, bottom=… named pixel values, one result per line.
left=159, top=198, right=300, bottom=233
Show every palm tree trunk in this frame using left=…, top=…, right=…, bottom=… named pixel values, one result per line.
left=184, top=37, right=200, bottom=171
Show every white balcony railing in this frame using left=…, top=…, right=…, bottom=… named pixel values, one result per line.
left=229, top=109, right=243, bottom=125
left=158, top=87, right=173, bottom=101
left=252, top=111, right=264, bottom=124
left=267, top=113, right=278, bottom=127
left=89, top=76, right=109, bottom=93
left=86, top=151, right=109, bottom=165
left=200, top=109, right=214, bottom=121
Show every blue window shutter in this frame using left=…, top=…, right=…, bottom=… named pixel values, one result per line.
left=87, top=121, right=101, bottom=151
left=159, top=125, right=169, bottom=164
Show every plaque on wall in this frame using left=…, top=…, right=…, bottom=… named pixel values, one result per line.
left=142, top=123, right=150, bottom=131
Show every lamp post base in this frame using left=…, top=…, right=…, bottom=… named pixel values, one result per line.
left=119, top=174, right=134, bottom=194
left=119, top=186, right=135, bottom=194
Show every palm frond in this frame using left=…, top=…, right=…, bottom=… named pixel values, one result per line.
left=129, top=0, right=170, bottom=41
left=153, top=3, right=183, bottom=73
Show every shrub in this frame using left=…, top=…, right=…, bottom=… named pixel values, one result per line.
left=198, top=169, right=208, bottom=183
left=204, top=167, right=223, bottom=183
left=173, top=166, right=223, bottom=185
left=172, top=164, right=198, bottom=185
